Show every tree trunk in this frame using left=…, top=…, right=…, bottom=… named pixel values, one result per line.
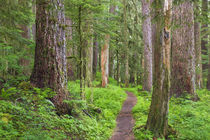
left=85, top=35, right=93, bottom=87
left=202, top=0, right=208, bottom=72
left=18, top=0, right=31, bottom=76
left=78, top=6, right=86, bottom=98
left=66, top=18, right=76, bottom=81
left=99, top=42, right=101, bottom=72
left=142, top=0, right=153, bottom=92
left=19, top=25, right=31, bottom=76
left=207, top=36, right=210, bottom=90
left=30, top=0, right=69, bottom=114
left=171, top=1, right=198, bottom=99
left=194, top=2, right=202, bottom=89
left=32, top=3, right=36, bottom=40
left=123, top=0, right=129, bottom=88
left=203, top=0, right=210, bottom=89
left=146, top=0, right=172, bottom=138
left=101, top=3, right=116, bottom=87
left=108, top=4, right=116, bottom=79
left=116, top=49, right=120, bottom=85
left=93, top=35, right=98, bottom=80
left=109, top=48, right=114, bottom=78
left=101, top=34, right=110, bottom=87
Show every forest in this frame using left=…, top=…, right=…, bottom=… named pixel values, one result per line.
left=0, top=0, right=209, bottom=139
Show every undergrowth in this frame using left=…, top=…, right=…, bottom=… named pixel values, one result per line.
left=129, top=87, right=210, bottom=140
left=0, top=74, right=126, bottom=140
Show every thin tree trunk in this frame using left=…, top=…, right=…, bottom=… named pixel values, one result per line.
left=18, top=0, right=31, bottom=76
left=202, top=0, right=208, bottom=72
left=108, top=4, right=116, bottom=79
left=66, top=18, right=76, bottom=80
left=194, top=2, right=202, bottom=89
left=142, top=0, right=153, bottom=92
left=30, top=0, right=69, bottom=114
left=85, top=33, right=93, bottom=87
left=208, top=36, right=210, bottom=90
left=203, top=0, right=210, bottom=89
left=93, top=35, right=98, bottom=80
left=116, top=49, right=120, bottom=85
left=19, top=25, right=31, bottom=76
left=32, top=3, right=36, bottom=40
left=101, top=3, right=116, bottom=87
left=101, top=34, right=110, bottom=87
left=146, top=0, right=172, bottom=137
left=109, top=48, right=114, bottom=78
left=123, top=0, right=129, bottom=87
left=99, top=42, right=101, bottom=72
left=78, top=6, right=85, bottom=98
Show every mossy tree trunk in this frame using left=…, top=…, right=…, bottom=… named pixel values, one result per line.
left=142, top=0, right=153, bottom=92
left=30, top=0, right=69, bottom=114
left=146, top=0, right=172, bottom=138
left=171, top=1, right=198, bottom=100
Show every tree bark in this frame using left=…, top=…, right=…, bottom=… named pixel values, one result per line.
left=18, top=0, right=31, bottom=76
left=116, top=49, right=120, bottom=85
left=207, top=36, right=210, bottom=90
left=194, top=2, right=202, bottom=89
left=109, top=48, right=114, bottom=78
left=203, top=0, right=210, bottom=89
left=66, top=18, right=76, bottom=81
left=108, top=5, right=116, bottom=79
left=30, top=0, right=69, bottom=114
left=101, top=34, right=110, bottom=87
left=85, top=33, right=93, bottom=87
left=93, top=35, right=98, bottom=80
left=123, top=0, right=129, bottom=88
left=171, top=1, right=198, bottom=99
left=142, top=0, right=153, bottom=92
left=146, top=0, right=172, bottom=137
left=101, top=3, right=116, bottom=87
left=202, top=0, right=208, bottom=72
left=99, top=42, right=101, bottom=72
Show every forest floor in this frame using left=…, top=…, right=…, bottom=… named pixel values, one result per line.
left=110, top=91, right=137, bottom=140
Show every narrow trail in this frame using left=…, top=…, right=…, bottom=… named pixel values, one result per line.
left=110, top=91, right=137, bottom=140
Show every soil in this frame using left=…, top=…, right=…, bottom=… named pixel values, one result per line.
left=110, top=91, right=137, bottom=140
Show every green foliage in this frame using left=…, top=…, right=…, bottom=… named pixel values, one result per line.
left=67, top=80, right=127, bottom=139
left=131, top=88, right=152, bottom=140
left=0, top=0, right=35, bottom=86
left=130, top=87, right=210, bottom=140
left=169, top=89, right=210, bottom=140
left=0, top=79, right=126, bottom=139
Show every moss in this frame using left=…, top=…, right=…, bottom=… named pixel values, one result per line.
left=59, top=24, right=66, bottom=30
left=18, top=81, right=33, bottom=90
left=49, top=17, right=58, bottom=23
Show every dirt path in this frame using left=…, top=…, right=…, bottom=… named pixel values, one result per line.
left=110, top=91, right=137, bottom=140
